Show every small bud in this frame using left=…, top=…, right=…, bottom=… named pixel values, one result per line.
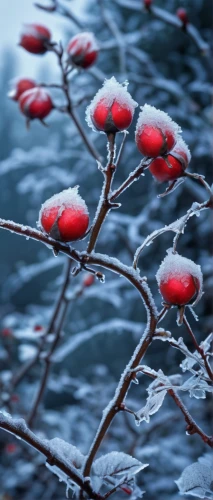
left=176, top=8, right=189, bottom=26
left=19, top=87, right=53, bottom=121
left=5, top=443, right=17, bottom=454
left=1, top=328, right=13, bottom=338
left=135, top=104, right=181, bottom=158
left=8, top=78, right=36, bottom=101
left=86, top=77, right=138, bottom=134
left=144, top=0, right=153, bottom=9
left=156, top=253, right=203, bottom=306
left=67, top=32, right=99, bottom=69
left=19, top=24, right=51, bottom=54
left=34, top=324, right=44, bottom=331
left=149, top=137, right=191, bottom=182
left=39, top=187, right=89, bottom=242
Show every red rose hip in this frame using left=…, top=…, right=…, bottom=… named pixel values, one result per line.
left=156, top=253, right=203, bottom=306
left=149, top=137, right=191, bottom=182
left=135, top=104, right=181, bottom=158
left=19, top=24, right=51, bottom=54
left=39, top=187, right=89, bottom=242
left=83, top=274, right=95, bottom=287
left=67, top=32, right=98, bottom=69
left=86, top=77, right=138, bottom=133
left=8, top=78, right=36, bottom=101
left=176, top=8, right=189, bottom=26
left=19, top=88, right=53, bottom=121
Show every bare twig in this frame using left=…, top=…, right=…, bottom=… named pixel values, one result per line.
left=183, top=315, right=213, bottom=382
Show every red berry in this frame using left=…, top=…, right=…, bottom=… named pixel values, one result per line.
left=1, top=328, right=13, bottom=337
left=19, top=24, right=51, bottom=54
left=83, top=274, right=95, bottom=287
left=19, top=88, right=53, bottom=120
left=135, top=104, right=180, bottom=158
left=149, top=155, right=183, bottom=182
left=39, top=187, right=89, bottom=242
left=86, top=77, right=137, bottom=133
left=8, top=78, right=36, bottom=101
left=5, top=443, right=17, bottom=454
left=67, top=32, right=98, bottom=69
left=156, top=253, right=202, bottom=306
left=144, top=0, right=153, bottom=9
left=34, top=324, right=43, bottom=331
left=11, top=394, right=19, bottom=403
left=176, top=8, right=189, bottom=26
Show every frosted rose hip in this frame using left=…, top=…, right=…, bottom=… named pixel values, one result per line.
left=39, top=187, right=89, bottom=242
left=86, top=77, right=138, bottom=133
left=156, top=253, right=203, bottom=306
left=19, top=24, right=51, bottom=54
left=8, top=78, right=36, bottom=101
left=135, top=104, right=181, bottom=158
left=149, top=137, right=191, bottom=182
left=19, top=88, right=53, bottom=121
left=176, top=8, right=189, bottom=26
left=67, top=32, right=98, bottom=69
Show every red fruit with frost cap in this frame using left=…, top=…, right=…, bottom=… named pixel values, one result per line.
left=8, top=78, right=36, bottom=101
left=19, top=88, right=53, bottom=120
left=19, top=24, right=51, bottom=54
left=149, top=137, right=191, bottom=182
left=135, top=104, right=181, bottom=158
left=156, top=253, right=203, bottom=306
left=67, top=32, right=98, bottom=69
left=39, top=187, right=89, bottom=242
left=86, top=77, right=138, bottom=133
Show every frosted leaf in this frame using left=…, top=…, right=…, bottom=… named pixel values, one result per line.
left=135, top=390, right=167, bottom=424
left=86, top=77, right=138, bottom=131
left=68, top=32, right=99, bottom=54
left=49, top=438, right=85, bottom=469
left=93, top=452, right=148, bottom=480
left=38, top=186, right=88, bottom=227
left=135, top=104, right=181, bottom=137
left=175, top=458, right=213, bottom=498
left=171, top=136, right=191, bottom=163
left=156, top=252, right=203, bottom=305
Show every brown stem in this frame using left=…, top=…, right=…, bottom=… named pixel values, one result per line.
left=0, top=414, right=102, bottom=499
left=27, top=289, right=71, bottom=428
left=87, top=132, right=117, bottom=254
left=183, top=315, right=213, bottom=382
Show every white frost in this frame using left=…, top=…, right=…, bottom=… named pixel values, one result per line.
left=156, top=251, right=203, bottom=294
left=135, top=103, right=181, bottom=137
left=86, top=77, right=138, bottom=130
left=171, top=136, right=191, bottom=163
left=93, top=451, right=148, bottom=479
left=68, top=32, right=99, bottom=55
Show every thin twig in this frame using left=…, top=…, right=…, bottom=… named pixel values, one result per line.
left=183, top=315, right=213, bottom=382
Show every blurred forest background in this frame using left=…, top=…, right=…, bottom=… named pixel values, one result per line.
left=0, top=0, right=212, bottom=499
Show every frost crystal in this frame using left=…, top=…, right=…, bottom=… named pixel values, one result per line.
left=156, top=252, right=203, bottom=297
left=135, top=104, right=181, bottom=136
left=172, top=136, right=191, bottom=163
left=38, top=186, right=88, bottom=226
left=86, top=77, right=138, bottom=131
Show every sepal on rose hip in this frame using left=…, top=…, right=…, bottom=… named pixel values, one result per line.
left=135, top=104, right=181, bottom=158
left=19, top=87, right=53, bottom=121
left=67, top=32, right=99, bottom=69
left=8, top=78, right=36, bottom=101
left=19, top=24, right=51, bottom=54
left=149, top=137, right=191, bottom=182
left=86, top=76, right=138, bottom=134
left=39, top=187, right=89, bottom=242
left=156, top=251, right=203, bottom=307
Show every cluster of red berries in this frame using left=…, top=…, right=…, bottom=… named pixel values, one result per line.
left=9, top=25, right=99, bottom=123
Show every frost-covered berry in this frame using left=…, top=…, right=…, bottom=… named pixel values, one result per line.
left=83, top=274, right=95, bottom=287
left=67, top=32, right=98, bottom=69
left=176, top=8, right=189, bottom=26
left=156, top=252, right=203, bottom=306
left=19, top=88, right=53, bottom=121
left=39, top=187, right=89, bottom=242
left=86, top=77, right=138, bottom=133
left=149, top=137, right=191, bottom=182
left=8, top=78, right=36, bottom=101
left=19, top=24, right=51, bottom=54
left=135, top=104, right=181, bottom=158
